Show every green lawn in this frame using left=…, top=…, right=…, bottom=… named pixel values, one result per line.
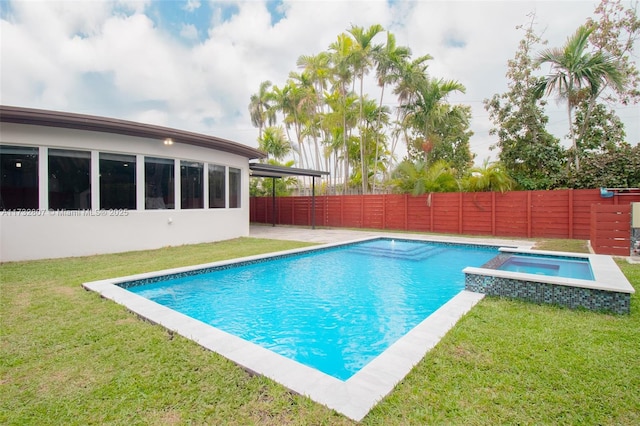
left=2, top=236, right=638, bottom=425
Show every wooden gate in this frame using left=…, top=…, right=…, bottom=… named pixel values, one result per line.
left=590, top=204, right=631, bottom=256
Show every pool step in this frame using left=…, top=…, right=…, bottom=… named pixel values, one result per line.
left=350, top=244, right=445, bottom=261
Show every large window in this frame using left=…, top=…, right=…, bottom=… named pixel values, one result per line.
left=100, top=153, right=136, bottom=210
left=208, top=164, right=225, bottom=208
left=229, top=167, right=241, bottom=208
left=145, top=157, right=174, bottom=209
left=49, top=149, right=91, bottom=210
left=0, top=145, right=38, bottom=210
left=180, top=161, right=203, bottom=209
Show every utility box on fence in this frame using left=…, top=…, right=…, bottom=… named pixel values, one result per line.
left=632, top=203, right=640, bottom=257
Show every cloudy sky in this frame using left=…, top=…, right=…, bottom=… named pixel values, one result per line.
left=1, top=0, right=638, bottom=165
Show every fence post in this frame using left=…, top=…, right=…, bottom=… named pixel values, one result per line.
left=527, top=191, right=532, bottom=238
left=590, top=204, right=597, bottom=250
left=430, top=194, right=434, bottom=232
left=404, top=194, right=408, bottom=230
left=568, top=189, right=574, bottom=239
left=382, top=194, right=387, bottom=230
left=458, top=192, right=463, bottom=234
left=491, top=192, right=496, bottom=236
left=324, top=195, right=328, bottom=227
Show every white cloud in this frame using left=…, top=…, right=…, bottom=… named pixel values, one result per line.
left=133, top=108, right=170, bottom=127
left=1, top=0, right=638, bottom=162
left=180, top=23, right=199, bottom=40
left=184, top=0, right=201, bottom=13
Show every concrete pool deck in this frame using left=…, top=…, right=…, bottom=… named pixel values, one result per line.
left=84, top=226, right=539, bottom=421
left=249, top=224, right=537, bottom=248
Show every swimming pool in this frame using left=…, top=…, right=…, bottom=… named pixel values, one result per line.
left=83, top=235, right=508, bottom=420
left=124, top=238, right=499, bottom=380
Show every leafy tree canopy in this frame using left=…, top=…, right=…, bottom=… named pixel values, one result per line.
left=249, top=24, right=472, bottom=194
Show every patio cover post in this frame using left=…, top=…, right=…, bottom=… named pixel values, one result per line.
left=312, top=176, right=316, bottom=229
left=249, top=163, right=329, bottom=229
left=272, top=177, right=276, bottom=227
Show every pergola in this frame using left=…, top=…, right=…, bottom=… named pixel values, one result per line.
left=249, top=162, right=330, bottom=229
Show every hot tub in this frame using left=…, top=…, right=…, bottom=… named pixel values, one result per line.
left=463, top=248, right=635, bottom=314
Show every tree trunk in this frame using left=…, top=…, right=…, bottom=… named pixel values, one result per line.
left=568, top=102, right=580, bottom=170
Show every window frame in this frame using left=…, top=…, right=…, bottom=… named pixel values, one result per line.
left=180, top=160, right=204, bottom=209
left=0, top=144, right=39, bottom=210
left=99, top=152, right=136, bottom=210
left=229, top=167, right=241, bottom=209
left=145, top=156, right=175, bottom=210
left=48, top=148, right=92, bottom=211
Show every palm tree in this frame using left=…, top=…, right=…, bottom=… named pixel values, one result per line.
left=386, top=54, right=433, bottom=181
left=323, top=89, right=359, bottom=191
left=392, top=159, right=459, bottom=195
left=371, top=32, right=411, bottom=192
left=248, top=80, right=276, bottom=139
left=271, top=80, right=312, bottom=170
left=297, top=52, right=332, bottom=172
left=288, top=71, right=322, bottom=171
left=269, top=83, right=297, bottom=165
left=463, top=158, right=515, bottom=192
left=328, top=33, right=356, bottom=192
left=297, top=52, right=331, bottom=104
left=534, top=25, right=624, bottom=169
left=394, top=55, right=432, bottom=106
left=348, top=24, right=384, bottom=193
left=258, top=126, right=291, bottom=162
left=358, top=97, right=391, bottom=192
left=400, top=77, right=466, bottom=164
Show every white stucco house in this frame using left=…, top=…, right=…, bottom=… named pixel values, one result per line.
left=0, top=105, right=267, bottom=262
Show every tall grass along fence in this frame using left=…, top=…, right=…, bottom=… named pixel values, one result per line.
left=250, top=189, right=640, bottom=255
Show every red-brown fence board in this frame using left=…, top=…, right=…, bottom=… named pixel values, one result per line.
left=326, top=196, right=342, bottom=227
left=530, top=190, right=569, bottom=238
left=384, top=195, right=407, bottom=230
left=461, top=193, right=493, bottom=235
left=291, top=197, right=307, bottom=226
left=311, top=197, right=325, bottom=227
left=251, top=189, right=639, bottom=246
left=493, top=192, right=528, bottom=237
left=430, top=193, right=459, bottom=234
left=276, top=197, right=289, bottom=224
left=363, top=195, right=384, bottom=229
left=406, top=195, right=430, bottom=232
left=340, top=196, right=362, bottom=228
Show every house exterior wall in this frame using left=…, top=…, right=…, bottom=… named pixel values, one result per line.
left=1, top=122, right=253, bottom=261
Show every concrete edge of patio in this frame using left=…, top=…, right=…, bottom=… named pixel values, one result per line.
left=249, top=224, right=538, bottom=249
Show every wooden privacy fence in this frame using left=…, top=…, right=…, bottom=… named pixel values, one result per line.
left=251, top=189, right=640, bottom=244
left=590, top=204, right=632, bottom=256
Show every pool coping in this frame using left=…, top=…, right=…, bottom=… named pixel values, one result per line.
left=463, top=247, right=635, bottom=294
left=82, top=236, right=504, bottom=421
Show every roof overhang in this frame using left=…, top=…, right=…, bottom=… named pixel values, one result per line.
left=0, top=105, right=267, bottom=160
left=249, top=162, right=330, bottom=178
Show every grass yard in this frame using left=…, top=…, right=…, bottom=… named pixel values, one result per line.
left=1, top=236, right=639, bottom=425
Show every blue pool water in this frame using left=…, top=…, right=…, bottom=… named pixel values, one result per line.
left=498, top=255, right=594, bottom=280
left=127, top=238, right=498, bottom=380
